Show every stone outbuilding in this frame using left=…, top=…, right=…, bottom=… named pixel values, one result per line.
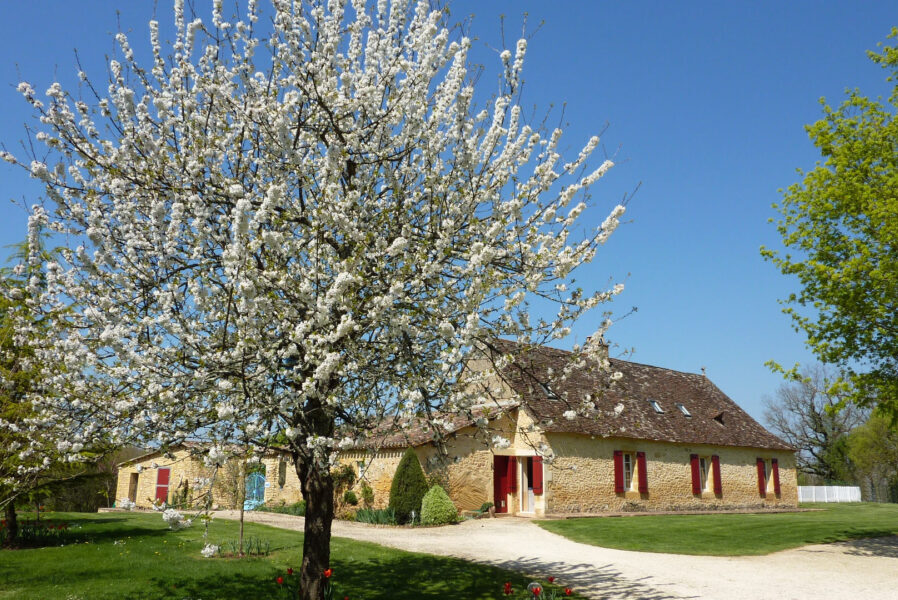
left=114, top=442, right=303, bottom=510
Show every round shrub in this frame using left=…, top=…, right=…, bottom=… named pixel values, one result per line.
left=388, top=448, right=429, bottom=524
left=420, top=485, right=458, bottom=525
left=343, top=490, right=359, bottom=506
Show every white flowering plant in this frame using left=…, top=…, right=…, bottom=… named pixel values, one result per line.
left=9, top=1, right=629, bottom=597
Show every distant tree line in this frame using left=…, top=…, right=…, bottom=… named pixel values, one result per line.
left=764, top=365, right=898, bottom=502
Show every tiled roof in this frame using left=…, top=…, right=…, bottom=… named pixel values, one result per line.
left=489, top=341, right=792, bottom=451
left=358, top=407, right=503, bottom=450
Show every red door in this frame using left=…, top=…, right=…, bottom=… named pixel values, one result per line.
left=494, top=456, right=510, bottom=513
left=155, top=468, right=170, bottom=503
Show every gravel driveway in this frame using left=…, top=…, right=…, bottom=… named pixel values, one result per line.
left=215, top=511, right=898, bottom=600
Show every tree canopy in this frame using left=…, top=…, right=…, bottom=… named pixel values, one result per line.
left=6, top=1, right=627, bottom=597
left=762, top=28, right=898, bottom=417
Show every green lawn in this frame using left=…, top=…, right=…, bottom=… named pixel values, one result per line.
left=0, top=512, right=578, bottom=600
left=536, top=502, right=898, bottom=556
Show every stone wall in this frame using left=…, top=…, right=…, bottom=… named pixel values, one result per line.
left=115, top=448, right=305, bottom=509
left=114, top=448, right=216, bottom=508
left=545, top=433, right=798, bottom=513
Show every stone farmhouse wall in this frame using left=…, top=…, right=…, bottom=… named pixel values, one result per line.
left=115, top=448, right=304, bottom=509
left=545, top=433, right=798, bottom=513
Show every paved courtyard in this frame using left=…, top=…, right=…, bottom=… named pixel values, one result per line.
left=216, top=511, right=898, bottom=600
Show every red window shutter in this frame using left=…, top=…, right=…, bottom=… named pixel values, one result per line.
left=757, top=458, right=767, bottom=497
left=636, top=451, right=648, bottom=494
left=156, top=468, right=170, bottom=486
left=532, top=457, right=544, bottom=495
left=690, top=454, right=701, bottom=495
left=772, top=458, right=781, bottom=496
left=613, top=450, right=624, bottom=493
left=507, top=456, right=517, bottom=493
left=711, top=455, right=722, bottom=496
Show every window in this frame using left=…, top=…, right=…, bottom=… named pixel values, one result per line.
left=356, top=460, right=367, bottom=478
left=699, top=457, right=709, bottom=491
left=647, top=399, right=664, bottom=413
left=539, top=382, right=559, bottom=400
left=623, top=453, right=634, bottom=490
left=277, top=460, right=287, bottom=488
left=615, top=450, right=649, bottom=494
left=676, top=403, right=691, bottom=417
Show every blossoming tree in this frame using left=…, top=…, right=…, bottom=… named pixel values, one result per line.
left=9, top=1, right=627, bottom=596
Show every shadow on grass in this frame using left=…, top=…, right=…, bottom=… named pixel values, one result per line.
left=96, top=552, right=688, bottom=600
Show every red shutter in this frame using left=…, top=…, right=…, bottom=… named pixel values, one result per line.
left=690, top=454, right=701, bottom=495
left=532, top=457, right=544, bottom=495
left=155, top=467, right=170, bottom=502
left=507, top=456, right=517, bottom=493
left=156, top=468, right=170, bottom=486
left=711, top=455, right=722, bottom=496
left=772, top=458, right=781, bottom=496
left=613, top=450, right=624, bottom=493
left=757, top=458, right=767, bottom=497
left=636, top=451, right=648, bottom=494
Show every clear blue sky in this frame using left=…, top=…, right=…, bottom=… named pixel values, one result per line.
left=1, top=1, right=894, bottom=422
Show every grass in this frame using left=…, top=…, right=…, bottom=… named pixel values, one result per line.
left=0, top=511, right=581, bottom=600
left=536, top=502, right=898, bottom=556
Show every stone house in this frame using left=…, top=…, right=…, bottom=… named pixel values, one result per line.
left=116, top=344, right=797, bottom=516
left=345, top=344, right=798, bottom=517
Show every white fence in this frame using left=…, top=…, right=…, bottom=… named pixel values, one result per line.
left=798, top=485, right=862, bottom=503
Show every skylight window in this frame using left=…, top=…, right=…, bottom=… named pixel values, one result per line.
left=647, top=399, right=664, bottom=414
left=539, top=382, right=558, bottom=400
left=676, top=403, right=691, bottom=417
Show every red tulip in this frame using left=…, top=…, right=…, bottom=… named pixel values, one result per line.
left=533, top=587, right=541, bottom=596
left=287, top=568, right=293, bottom=575
left=547, top=576, right=555, bottom=583
left=324, top=568, right=333, bottom=578
left=276, top=576, right=284, bottom=585
left=565, top=588, right=573, bottom=596
left=504, top=582, right=513, bottom=595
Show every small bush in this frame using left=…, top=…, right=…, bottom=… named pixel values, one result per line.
left=479, top=502, right=494, bottom=513
left=421, top=485, right=458, bottom=525
left=360, top=480, right=375, bottom=508
left=354, top=507, right=397, bottom=525
left=343, top=490, right=358, bottom=506
left=260, top=500, right=305, bottom=516
left=389, top=448, right=429, bottom=524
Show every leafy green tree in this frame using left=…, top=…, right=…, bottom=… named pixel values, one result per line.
left=762, top=28, right=898, bottom=417
left=388, top=448, right=428, bottom=524
left=847, top=413, right=898, bottom=502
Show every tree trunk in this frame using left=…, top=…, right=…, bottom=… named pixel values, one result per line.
left=4, top=502, right=18, bottom=545
left=238, top=460, right=246, bottom=555
left=295, top=454, right=334, bottom=600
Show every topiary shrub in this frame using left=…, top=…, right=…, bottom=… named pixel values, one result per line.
left=420, top=485, right=458, bottom=525
left=343, top=490, right=358, bottom=506
left=388, top=448, right=429, bottom=524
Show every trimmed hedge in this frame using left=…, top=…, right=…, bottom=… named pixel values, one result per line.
left=421, top=485, right=458, bottom=525
left=388, top=448, right=429, bottom=524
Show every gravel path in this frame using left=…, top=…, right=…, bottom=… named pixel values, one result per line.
left=215, top=510, right=898, bottom=600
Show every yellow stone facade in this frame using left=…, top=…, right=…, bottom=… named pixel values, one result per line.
left=115, top=407, right=796, bottom=515
left=115, top=448, right=304, bottom=509
left=545, top=432, right=797, bottom=513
